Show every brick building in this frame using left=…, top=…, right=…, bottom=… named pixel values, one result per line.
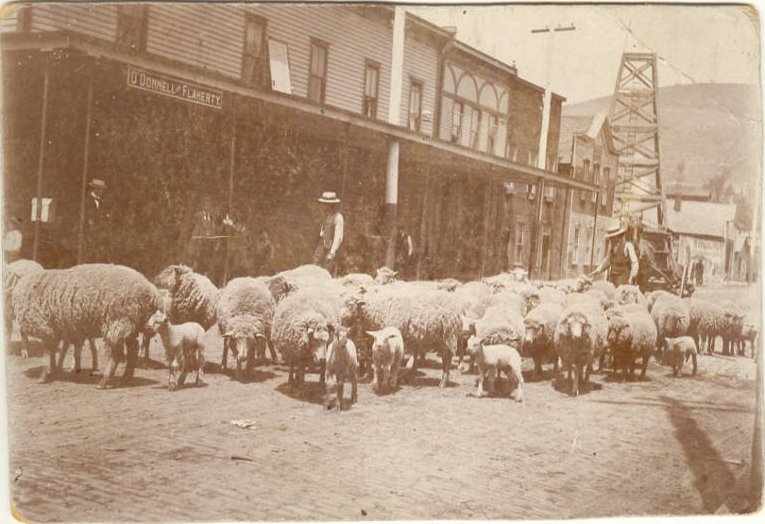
left=557, top=112, right=619, bottom=276
left=1, top=3, right=594, bottom=282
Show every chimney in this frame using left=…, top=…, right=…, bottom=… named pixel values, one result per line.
left=674, top=197, right=682, bottom=212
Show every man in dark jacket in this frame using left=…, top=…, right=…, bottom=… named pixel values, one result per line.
left=84, top=178, right=111, bottom=263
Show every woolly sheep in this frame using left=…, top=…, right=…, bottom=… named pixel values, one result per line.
left=147, top=310, right=206, bottom=391
left=663, top=336, right=698, bottom=376
left=460, top=304, right=525, bottom=372
left=323, top=326, right=359, bottom=410
left=554, top=302, right=608, bottom=397
left=367, top=326, right=404, bottom=395
left=591, top=280, right=616, bottom=300
left=466, top=336, right=524, bottom=401
left=252, top=274, right=294, bottom=304
left=645, top=290, right=676, bottom=312
left=3, top=259, right=44, bottom=356
left=437, top=278, right=462, bottom=292
left=523, top=302, right=563, bottom=378
left=734, top=323, right=759, bottom=359
left=215, top=277, right=275, bottom=380
left=537, top=286, right=566, bottom=307
left=718, top=301, right=745, bottom=356
left=12, top=264, right=160, bottom=388
left=650, top=295, right=690, bottom=358
left=685, top=298, right=725, bottom=354
left=605, top=304, right=657, bottom=380
left=341, top=285, right=460, bottom=388
left=153, top=264, right=219, bottom=328
left=374, top=266, right=398, bottom=285
left=272, top=287, right=338, bottom=392
left=487, top=290, right=527, bottom=317
left=614, top=285, right=648, bottom=308
left=336, top=272, right=376, bottom=290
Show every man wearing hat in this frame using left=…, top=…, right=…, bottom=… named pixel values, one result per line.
left=589, top=223, right=639, bottom=286
left=3, top=216, right=23, bottom=263
left=84, top=178, right=111, bottom=262
left=313, top=191, right=344, bottom=276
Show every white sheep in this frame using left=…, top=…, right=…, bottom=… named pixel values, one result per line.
left=323, top=326, right=359, bottom=410
left=685, top=298, right=725, bottom=354
left=614, top=285, right=648, bottom=308
left=591, top=279, right=616, bottom=300
left=734, top=323, right=759, bottom=359
left=651, top=295, right=690, bottom=360
left=523, top=302, right=563, bottom=378
left=554, top=302, right=608, bottom=397
left=3, top=259, right=44, bottom=357
left=367, top=327, right=404, bottom=395
left=719, top=300, right=745, bottom=356
left=215, top=277, right=275, bottom=380
left=605, top=304, right=657, bottom=380
left=147, top=310, right=206, bottom=391
left=460, top=304, right=525, bottom=373
left=466, top=336, right=524, bottom=402
left=663, top=336, right=698, bottom=377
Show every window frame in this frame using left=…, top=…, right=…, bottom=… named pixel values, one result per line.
left=116, top=4, right=148, bottom=54
left=450, top=100, right=464, bottom=144
left=486, top=113, right=499, bottom=154
left=241, top=13, right=270, bottom=88
left=307, top=38, right=329, bottom=104
left=362, top=59, right=381, bottom=120
left=515, top=222, right=526, bottom=264
left=408, top=78, right=424, bottom=132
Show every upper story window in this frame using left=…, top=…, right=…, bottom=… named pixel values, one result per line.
left=487, top=114, right=499, bottom=154
left=308, top=40, right=328, bottom=104
left=466, top=106, right=481, bottom=149
left=116, top=5, right=148, bottom=54
left=17, top=4, right=32, bottom=32
left=363, top=61, right=380, bottom=119
left=450, top=101, right=463, bottom=144
left=408, top=80, right=423, bottom=132
left=242, top=14, right=269, bottom=89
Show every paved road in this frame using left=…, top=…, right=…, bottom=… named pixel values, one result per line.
left=4, top=284, right=760, bottom=521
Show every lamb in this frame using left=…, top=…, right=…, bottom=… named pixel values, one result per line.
left=605, top=304, right=657, bottom=380
left=3, top=259, right=44, bottom=356
left=341, top=285, right=460, bottom=388
left=614, top=285, right=648, bottom=308
left=151, top=264, right=219, bottom=362
left=523, top=302, right=563, bottom=378
left=272, top=287, right=338, bottom=392
left=215, top=277, right=275, bottom=380
left=663, top=336, right=698, bottom=377
left=367, top=326, right=404, bottom=395
left=12, top=264, right=160, bottom=388
left=591, top=279, right=616, bottom=300
left=466, top=336, right=524, bottom=401
left=460, top=304, right=525, bottom=372
left=147, top=310, right=206, bottom=391
left=554, top=302, right=608, bottom=397
left=323, top=326, right=359, bottom=410
left=685, top=298, right=725, bottom=354
left=651, top=295, right=690, bottom=359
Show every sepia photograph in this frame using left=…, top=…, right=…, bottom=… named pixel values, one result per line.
left=0, top=1, right=762, bottom=521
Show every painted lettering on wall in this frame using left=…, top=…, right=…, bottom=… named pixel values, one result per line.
left=127, top=67, right=223, bottom=110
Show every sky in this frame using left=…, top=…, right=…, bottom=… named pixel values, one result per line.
left=409, top=4, right=760, bottom=104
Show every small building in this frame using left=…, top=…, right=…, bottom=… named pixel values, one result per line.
left=665, top=200, right=736, bottom=279
left=557, top=112, right=619, bottom=276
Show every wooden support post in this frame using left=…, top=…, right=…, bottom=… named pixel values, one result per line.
left=528, top=179, right=545, bottom=278
left=222, top=117, right=236, bottom=286
left=559, top=186, right=572, bottom=279
left=416, top=158, right=431, bottom=280
left=479, top=177, right=493, bottom=279
left=32, top=60, right=50, bottom=263
left=76, top=70, right=95, bottom=265
left=590, top=192, right=600, bottom=268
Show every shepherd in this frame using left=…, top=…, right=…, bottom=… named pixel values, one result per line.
left=313, top=191, right=344, bottom=277
left=589, top=223, right=639, bottom=286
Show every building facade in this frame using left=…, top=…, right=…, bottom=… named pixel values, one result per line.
left=1, top=3, right=593, bottom=282
left=557, top=113, right=619, bottom=276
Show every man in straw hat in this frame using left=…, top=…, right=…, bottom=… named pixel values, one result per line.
left=589, top=222, right=639, bottom=286
left=313, top=191, right=344, bottom=276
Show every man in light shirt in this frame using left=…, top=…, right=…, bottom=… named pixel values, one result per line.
left=313, top=191, right=344, bottom=277
left=4, top=216, right=23, bottom=263
left=589, top=224, right=639, bottom=286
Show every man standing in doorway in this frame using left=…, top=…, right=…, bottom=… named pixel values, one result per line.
left=313, top=191, right=344, bottom=277
left=84, top=178, right=111, bottom=263
left=589, top=224, right=639, bottom=287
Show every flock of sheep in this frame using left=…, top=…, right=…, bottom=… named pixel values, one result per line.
left=3, top=257, right=759, bottom=409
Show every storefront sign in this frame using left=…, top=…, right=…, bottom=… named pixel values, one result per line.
left=127, top=67, right=223, bottom=110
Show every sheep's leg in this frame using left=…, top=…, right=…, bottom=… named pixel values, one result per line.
left=72, top=341, right=84, bottom=373
left=140, top=330, right=151, bottom=364
left=267, top=340, right=279, bottom=363
left=476, top=368, right=487, bottom=398
left=691, top=352, right=698, bottom=375
left=39, top=339, right=59, bottom=384
left=351, top=371, right=358, bottom=404
left=168, top=355, right=179, bottom=391
left=195, top=346, right=206, bottom=385
left=375, top=365, right=384, bottom=394
left=20, top=332, right=30, bottom=359
left=389, top=355, right=401, bottom=390
left=319, top=358, right=327, bottom=389
left=336, top=380, right=344, bottom=411
left=56, top=339, right=70, bottom=371
left=508, top=365, right=524, bottom=402
left=439, top=347, right=453, bottom=388
left=221, top=338, right=229, bottom=371
left=121, top=336, right=139, bottom=384
left=485, top=367, right=497, bottom=397
left=97, top=345, right=122, bottom=389
left=533, top=354, right=543, bottom=378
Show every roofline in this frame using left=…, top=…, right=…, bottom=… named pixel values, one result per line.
left=0, top=30, right=595, bottom=191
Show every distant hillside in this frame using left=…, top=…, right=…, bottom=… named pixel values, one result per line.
left=563, top=83, right=762, bottom=190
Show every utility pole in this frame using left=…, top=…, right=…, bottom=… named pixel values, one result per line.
left=530, top=23, right=575, bottom=171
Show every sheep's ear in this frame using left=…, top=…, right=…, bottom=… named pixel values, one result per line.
left=222, top=331, right=232, bottom=339
left=366, top=330, right=379, bottom=340
left=255, top=333, right=266, bottom=341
